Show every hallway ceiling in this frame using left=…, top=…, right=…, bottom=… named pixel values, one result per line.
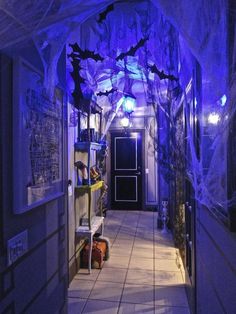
left=0, top=0, right=233, bottom=214
left=0, top=0, right=228, bottom=101
left=66, top=0, right=180, bottom=110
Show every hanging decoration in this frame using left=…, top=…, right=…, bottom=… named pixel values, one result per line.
left=65, top=0, right=234, bottom=226
left=96, top=87, right=117, bottom=97
left=97, top=4, right=114, bottom=23
left=67, top=54, right=85, bottom=108
left=148, top=63, right=178, bottom=82
left=67, top=42, right=105, bottom=109
left=68, top=43, right=104, bottom=62
left=115, top=36, right=149, bottom=61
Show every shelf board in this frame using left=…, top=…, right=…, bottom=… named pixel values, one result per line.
left=75, top=216, right=104, bottom=233
left=74, top=141, right=102, bottom=152
left=75, top=180, right=104, bottom=192
left=73, top=99, right=102, bottom=114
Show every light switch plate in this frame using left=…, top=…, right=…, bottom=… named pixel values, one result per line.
left=7, top=230, right=28, bottom=265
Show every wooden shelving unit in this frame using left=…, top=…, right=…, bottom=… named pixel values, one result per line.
left=73, top=102, right=104, bottom=273
left=75, top=180, right=104, bottom=229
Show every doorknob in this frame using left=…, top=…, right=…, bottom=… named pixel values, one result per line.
left=135, top=172, right=141, bottom=175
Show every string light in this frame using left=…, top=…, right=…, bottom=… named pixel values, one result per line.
left=120, top=116, right=130, bottom=128
left=208, top=112, right=220, bottom=125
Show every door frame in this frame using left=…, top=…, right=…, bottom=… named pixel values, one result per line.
left=184, top=62, right=201, bottom=314
left=184, top=182, right=196, bottom=313
left=107, top=128, right=145, bottom=211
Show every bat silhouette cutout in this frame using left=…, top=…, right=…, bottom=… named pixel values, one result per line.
left=69, top=57, right=82, bottom=69
left=70, top=70, right=85, bottom=84
left=148, top=64, right=178, bottom=82
left=116, top=36, right=149, bottom=61
left=67, top=49, right=89, bottom=108
left=96, top=88, right=117, bottom=97
left=67, top=52, right=83, bottom=60
left=97, top=4, right=114, bottom=23
left=69, top=43, right=104, bottom=62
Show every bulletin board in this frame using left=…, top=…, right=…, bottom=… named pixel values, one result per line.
left=13, top=58, right=64, bottom=213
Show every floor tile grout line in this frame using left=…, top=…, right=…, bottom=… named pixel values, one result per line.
left=95, top=210, right=138, bottom=313
left=81, top=211, right=122, bottom=314
left=80, top=269, right=102, bottom=313
left=81, top=210, right=124, bottom=313
left=68, top=210, right=190, bottom=313
left=117, top=210, right=141, bottom=313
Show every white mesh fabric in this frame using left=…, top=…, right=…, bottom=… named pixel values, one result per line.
left=0, top=0, right=235, bottom=215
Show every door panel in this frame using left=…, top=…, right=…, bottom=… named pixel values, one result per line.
left=111, top=131, right=143, bottom=210
left=115, top=176, right=137, bottom=201
left=115, top=137, right=137, bottom=170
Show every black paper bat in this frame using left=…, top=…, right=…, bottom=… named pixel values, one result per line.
left=97, top=4, right=114, bottom=23
left=70, top=58, right=82, bottom=70
left=67, top=52, right=80, bottom=60
left=70, top=70, right=85, bottom=84
left=148, top=64, right=178, bottom=82
left=69, top=43, right=104, bottom=62
left=69, top=58, right=85, bottom=84
left=70, top=67, right=86, bottom=107
left=116, top=36, right=149, bottom=61
left=67, top=50, right=88, bottom=108
left=96, top=88, right=117, bottom=97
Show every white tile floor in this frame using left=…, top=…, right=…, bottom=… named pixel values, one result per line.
left=68, top=210, right=190, bottom=314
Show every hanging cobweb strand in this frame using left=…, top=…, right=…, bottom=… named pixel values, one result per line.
left=34, top=24, right=76, bottom=100
left=183, top=88, right=205, bottom=204
left=99, top=65, right=124, bottom=141
left=101, top=94, right=123, bottom=140
left=183, top=88, right=234, bottom=214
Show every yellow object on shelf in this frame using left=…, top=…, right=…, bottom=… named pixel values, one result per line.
left=75, top=180, right=104, bottom=192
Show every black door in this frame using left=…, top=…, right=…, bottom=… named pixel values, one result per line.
left=110, top=131, right=143, bottom=210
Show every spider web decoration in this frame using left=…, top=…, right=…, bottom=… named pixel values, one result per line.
left=0, top=0, right=235, bottom=222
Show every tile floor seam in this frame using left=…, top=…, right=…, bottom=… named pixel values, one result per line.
left=68, top=210, right=190, bottom=314
left=117, top=210, right=141, bottom=313
left=81, top=212, right=125, bottom=314
left=68, top=296, right=87, bottom=300
left=80, top=269, right=102, bottom=313
left=90, top=212, right=130, bottom=312
left=111, top=212, right=137, bottom=247
left=119, top=281, right=155, bottom=287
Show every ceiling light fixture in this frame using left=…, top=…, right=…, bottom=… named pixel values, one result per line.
left=120, top=116, right=130, bottom=128
left=122, top=94, right=136, bottom=113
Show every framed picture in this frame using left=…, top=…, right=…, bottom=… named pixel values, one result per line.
left=13, top=58, right=64, bottom=213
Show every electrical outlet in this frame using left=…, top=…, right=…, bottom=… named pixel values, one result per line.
left=7, top=230, right=28, bottom=265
